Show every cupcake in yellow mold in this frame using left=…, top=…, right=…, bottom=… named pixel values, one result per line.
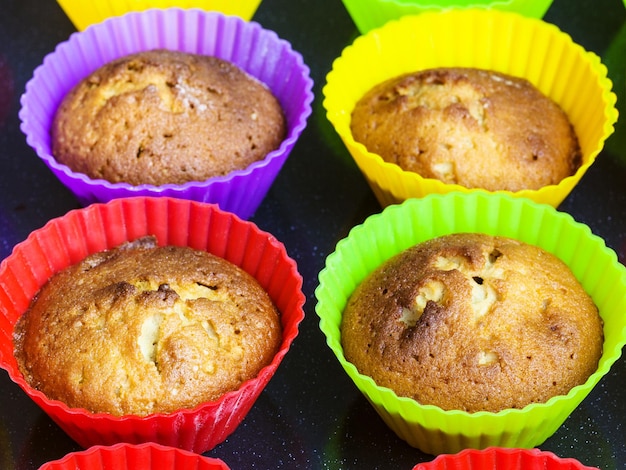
left=323, top=9, right=618, bottom=208
left=56, top=0, right=262, bottom=30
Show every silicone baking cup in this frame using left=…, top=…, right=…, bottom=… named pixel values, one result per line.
left=19, top=8, right=313, bottom=220
left=411, top=447, right=599, bottom=470
left=40, top=442, right=230, bottom=470
left=0, top=197, right=305, bottom=453
left=57, top=0, right=262, bottom=31
left=315, top=192, right=626, bottom=455
left=323, top=9, right=617, bottom=208
left=342, top=0, right=553, bottom=34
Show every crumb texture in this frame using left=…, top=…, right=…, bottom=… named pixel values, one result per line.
left=52, top=49, right=286, bottom=186
left=14, top=237, right=281, bottom=416
left=350, top=67, right=581, bottom=191
left=341, top=233, right=603, bottom=413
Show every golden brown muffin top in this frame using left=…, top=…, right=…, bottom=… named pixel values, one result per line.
left=350, top=67, right=581, bottom=191
left=52, top=49, right=286, bottom=186
left=14, top=237, right=281, bottom=416
left=341, top=233, right=603, bottom=413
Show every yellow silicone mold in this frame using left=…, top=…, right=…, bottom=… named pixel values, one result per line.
left=323, top=9, right=617, bottom=208
left=56, top=0, right=262, bottom=30
left=315, top=192, right=626, bottom=455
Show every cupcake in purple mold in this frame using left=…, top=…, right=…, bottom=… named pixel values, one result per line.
left=19, top=8, right=314, bottom=220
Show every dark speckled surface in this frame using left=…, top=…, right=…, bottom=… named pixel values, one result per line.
left=0, top=0, right=625, bottom=468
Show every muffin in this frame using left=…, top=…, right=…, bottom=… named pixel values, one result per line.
left=411, top=447, right=600, bottom=470
left=323, top=9, right=617, bottom=208
left=341, top=0, right=554, bottom=34
left=39, top=442, right=231, bottom=470
left=350, top=67, right=581, bottom=192
left=56, top=0, right=262, bottom=31
left=13, top=235, right=281, bottom=416
left=51, top=49, right=286, bottom=187
left=0, top=197, right=305, bottom=452
left=19, top=9, right=314, bottom=219
left=316, top=192, right=626, bottom=454
left=341, top=232, right=603, bottom=413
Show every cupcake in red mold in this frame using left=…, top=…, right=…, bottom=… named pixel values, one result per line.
left=39, top=442, right=230, bottom=469
left=0, top=197, right=305, bottom=453
left=412, top=447, right=599, bottom=470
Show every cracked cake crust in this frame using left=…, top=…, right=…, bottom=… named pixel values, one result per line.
left=341, top=233, right=603, bottom=413
left=51, top=49, right=286, bottom=186
left=350, top=67, right=581, bottom=191
left=13, top=236, right=281, bottom=416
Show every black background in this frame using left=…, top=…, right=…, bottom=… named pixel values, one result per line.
left=0, top=0, right=625, bottom=468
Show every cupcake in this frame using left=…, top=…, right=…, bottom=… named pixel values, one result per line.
left=0, top=197, right=305, bottom=453
left=341, top=232, right=604, bottom=413
left=39, top=442, right=230, bottom=469
left=411, top=447, right=600, bottom=469
left=350, top=67, right=582, bottom=192
left=14, top=236, right=283, bottom=417
left=19, top=8, right=314, bottom=220
left=315, top=192, right=626, bottom=455
left=51, top=49, right=287, bottom=187
left=56, top=0, right=262, bottom=31
left=323, top=9, right=617, bottom=208
left=341, top=0, right=554, bottom=34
